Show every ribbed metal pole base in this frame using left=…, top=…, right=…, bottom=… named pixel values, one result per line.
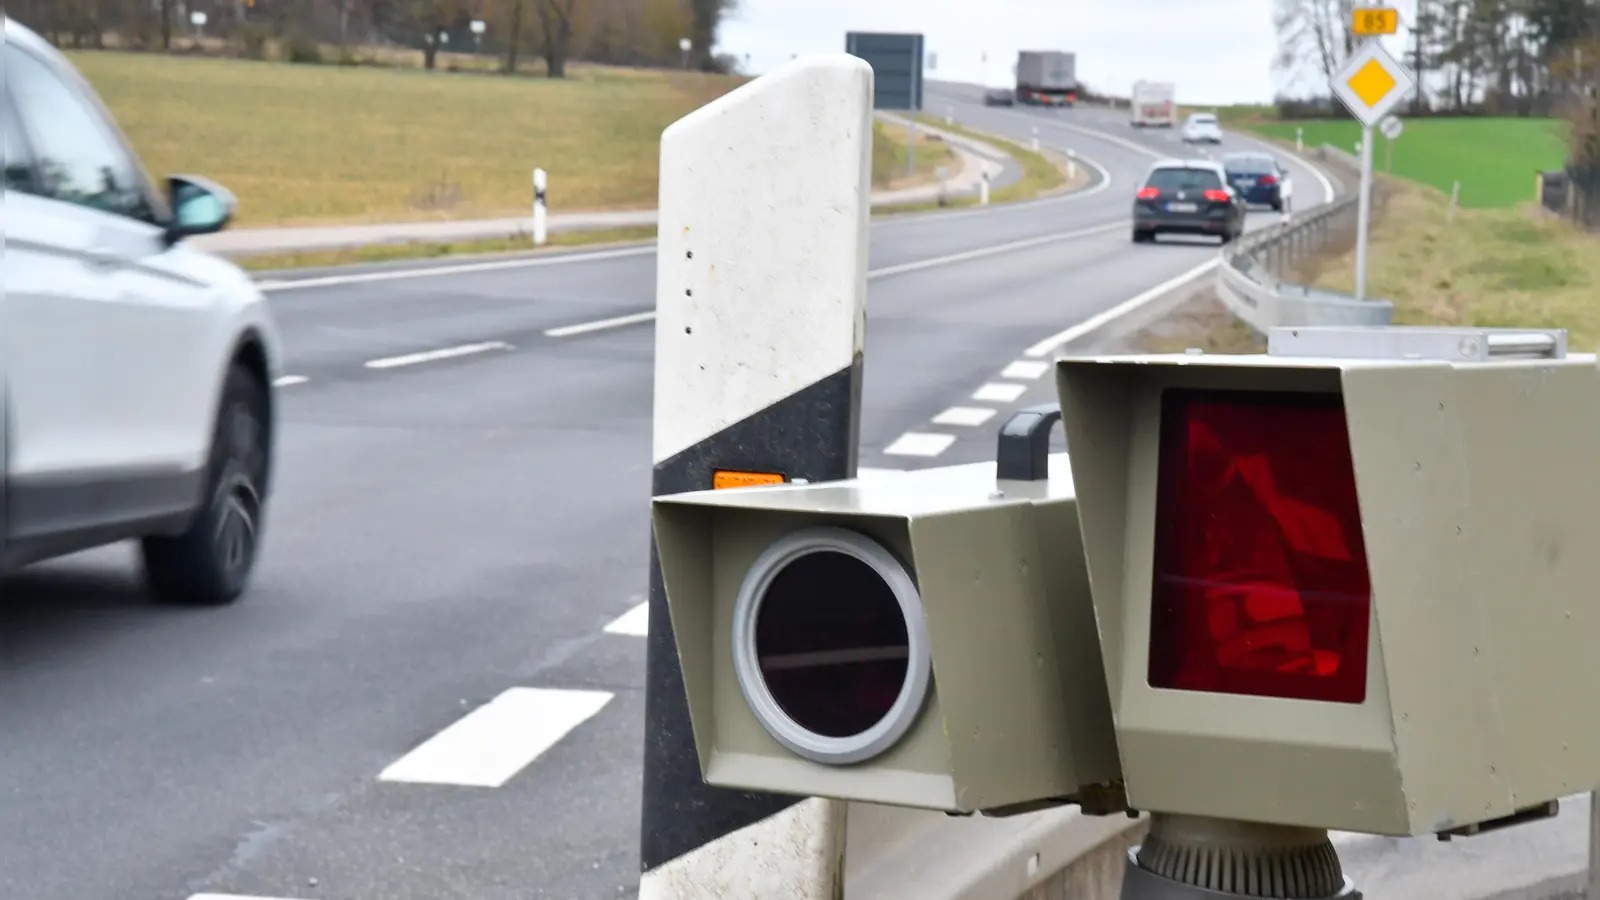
left=1119, top=814, right=1363, bottom=900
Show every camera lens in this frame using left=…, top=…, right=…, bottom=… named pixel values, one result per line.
left=754, top=550, right=911, bottom=739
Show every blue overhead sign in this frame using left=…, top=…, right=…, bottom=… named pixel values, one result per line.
left=844, top=31, right=924, bottom=111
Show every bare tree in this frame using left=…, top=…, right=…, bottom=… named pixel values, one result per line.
left=500, top=0, right=529, bottom=73
left=533, top=0, right=582, bottom=77
left=1272, top=0, right=1357, bottom=87
left=159, top=0, right=175, bottom=50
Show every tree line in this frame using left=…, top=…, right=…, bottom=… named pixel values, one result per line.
left=9, top=0, right=742, bottom=78
left=1272, top=0, right=1596, bottom=117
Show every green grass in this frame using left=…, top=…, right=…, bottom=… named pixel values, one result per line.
left=871, top=120, right=956, bottom=189
left=1245, top=117, right=1569, bottom=209
left=911, top=115, right=1075, bottom=204
left=68, top=50, right=746, bottom=227
left=1305, top=177, right=1598, bottom=352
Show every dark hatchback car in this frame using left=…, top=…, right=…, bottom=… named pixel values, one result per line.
left=1222, top=152, right=1290, bottom=212
left=983, top=88, right=1015, bottom=106
left=1132, top=160, right=1246, bottom=244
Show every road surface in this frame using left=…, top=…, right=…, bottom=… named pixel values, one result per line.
left=1, top=86, right=1341, bottom=900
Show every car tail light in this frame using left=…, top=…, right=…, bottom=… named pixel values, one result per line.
left=1137, top=187, right=1160, bottom=200
left=1203, top=189, right=1230, bottom=202
left=1147, top=389, right=1372, bottom=705
left=1259, top=174, right=1278, bottom=186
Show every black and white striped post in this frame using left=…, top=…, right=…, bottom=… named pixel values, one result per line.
left=532, top=167, right=548, bottom=246
left=638, top=54, right=875, bottom=899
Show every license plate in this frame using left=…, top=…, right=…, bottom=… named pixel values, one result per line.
left=1238, top=179, right=1256, bottom=188
left=1167, top=202, right=1197, bottom=213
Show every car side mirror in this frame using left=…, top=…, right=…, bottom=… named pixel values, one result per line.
left=164, top=174, right=236, bottom=245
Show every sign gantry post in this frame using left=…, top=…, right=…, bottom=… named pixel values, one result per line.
left=1330, top=16, right=1415, bottom=305
left=845, top=31, right=926, bottom=179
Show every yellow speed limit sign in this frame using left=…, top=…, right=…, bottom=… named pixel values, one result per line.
left=1352, top=6, right=1399, bottom=36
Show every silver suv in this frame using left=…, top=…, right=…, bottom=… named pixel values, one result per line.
left=3, top=18, right=283, bottom=605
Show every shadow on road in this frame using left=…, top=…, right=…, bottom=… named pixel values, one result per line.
left=0, top=555, right=199, bottom=665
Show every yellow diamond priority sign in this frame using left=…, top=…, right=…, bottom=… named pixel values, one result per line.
left=1330, top=40, right=1415, bottom=128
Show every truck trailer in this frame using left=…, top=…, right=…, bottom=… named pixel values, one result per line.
left=1130, top=80, right=1177, bottom=127
left=1015, top=50, right=1077, bottom=106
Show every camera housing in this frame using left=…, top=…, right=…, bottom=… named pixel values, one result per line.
left=651, top=457, right=1121, bottom=814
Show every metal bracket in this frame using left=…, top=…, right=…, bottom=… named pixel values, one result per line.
left=1436, top=799, right=1561, bottom=840
left=1267, top=326, right=1568, bottom=361
left=995, top=403, right=1062, bottom=482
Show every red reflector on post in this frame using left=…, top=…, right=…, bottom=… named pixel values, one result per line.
left=1148, top=389, right=1372, bottom=705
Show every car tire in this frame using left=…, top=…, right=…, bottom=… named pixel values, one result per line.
left=1132, top=228, right=1155, bottom=243
left=142, top=361, right=272, bottom=606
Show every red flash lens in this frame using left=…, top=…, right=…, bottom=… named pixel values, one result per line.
left=1148, top=389, right=1372, bottom=704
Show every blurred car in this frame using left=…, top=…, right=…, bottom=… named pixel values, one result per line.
left=1132, top=159, right=1246, bottom=244
left=1180, top=112, right=1224, bottom=144
left=983, top=88, right=1015, bottom=107
left=1222, top=152, right=1292, bottom=212
left=2, top=18, right=282, bottom=606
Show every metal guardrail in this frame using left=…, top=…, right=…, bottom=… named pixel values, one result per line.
left=1214, top=191, right=1395, bottom=333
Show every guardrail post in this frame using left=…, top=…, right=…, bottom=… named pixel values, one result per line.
left=639, top=54, right=872, bottom=900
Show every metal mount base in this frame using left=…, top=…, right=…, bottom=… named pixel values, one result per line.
left=1120, top=848, right=1362, bottom=900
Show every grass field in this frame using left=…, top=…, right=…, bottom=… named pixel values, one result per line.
left=911, top=115, right=1073, bottom=205
left=70, top=50, right=746, bottom=227
left=872, top=120, right=956, bottom=190
left=1307, top=177, right=1598, bottom=351
left=1131, top=174, right=1596, bottom=356
left=1246, top=117, right=1568, bottom=209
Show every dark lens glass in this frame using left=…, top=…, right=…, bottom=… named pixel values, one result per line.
left=754, top=550, right=911, bottom=739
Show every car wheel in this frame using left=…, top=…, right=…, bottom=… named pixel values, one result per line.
left=1133, top=228, right=1155, bottom=243
left=142, top=362, right=272, bottom=606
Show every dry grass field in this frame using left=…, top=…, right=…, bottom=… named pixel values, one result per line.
left=70, top=50, right=747, bottom=227
left=1307, top=177, right=1598, bottom=352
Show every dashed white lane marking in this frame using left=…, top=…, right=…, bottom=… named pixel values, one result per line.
left=605, top=602, right=649, bottom=637
left=884, top=432, right=957, bottom=457
left=272, top=375, right=308, bottom=388
left=364, top=341, right=513, bottom=370
left=544, top=311, right=657, bottom=338
left=377, top=687, right=612, bottom=788
left=972, top=382, right=1028, bottom=403
left=1000, top=360, right=1051, bottom=380
left=932, top=406, right=998, bottom=427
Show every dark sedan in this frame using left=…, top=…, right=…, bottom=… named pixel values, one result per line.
left=1222, top=152, right=1290, bottom=212
left=1132, top=160, right=1246, bottom=244
left=983, top=88, right=1015, bottom=106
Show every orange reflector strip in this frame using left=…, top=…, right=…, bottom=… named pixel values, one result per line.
left=713, top=470, right=786, bottom=490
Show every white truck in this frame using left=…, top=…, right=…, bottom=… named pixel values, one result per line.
left=1014, top=51, right=1077, bottom=107
left=1130, top=80, right=1177, bottom=127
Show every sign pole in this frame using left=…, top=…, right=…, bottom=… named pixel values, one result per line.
left=1355, top=124, right=1374, bottom=304
left=907, top=117, right=917, bottom=179
left=1330, top=15, right=1413, bottom=307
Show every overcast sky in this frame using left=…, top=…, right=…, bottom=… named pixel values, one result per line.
left=717, top=0, right=1421, bottom=105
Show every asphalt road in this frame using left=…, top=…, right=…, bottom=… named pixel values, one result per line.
left=0, top=88, right=1341, bottom=900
